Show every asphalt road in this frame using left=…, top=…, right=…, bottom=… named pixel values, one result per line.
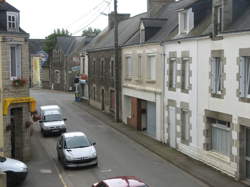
left=21, top=89, right=208, bottom=187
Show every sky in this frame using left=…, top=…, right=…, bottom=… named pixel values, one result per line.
left=7, top=0, right=147, bottom=39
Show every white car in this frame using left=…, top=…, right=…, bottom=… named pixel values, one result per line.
left=39, top=105, right=67, bottom=136
left=56, top=132, right=97, bottom=168
left=0, top=156, right=28, bottom=186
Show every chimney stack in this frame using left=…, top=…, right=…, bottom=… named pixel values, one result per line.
left=147, top=0, right=172, bottom=17
left=0, top=0, right=5, bottom=2
left=108, top=12, right=130, bottom=30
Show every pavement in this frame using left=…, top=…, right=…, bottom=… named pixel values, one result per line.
left=73, top=99, right=247, bottom=187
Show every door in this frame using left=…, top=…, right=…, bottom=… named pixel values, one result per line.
left=101, top=89, right=105, bottom=111
left=245, top=128, right=250, bottom=179
left=146, top=102, right=156, bottom=138
left=169, top=106, right=176, bottom=148
left=10, top=108, right=23, bottom=160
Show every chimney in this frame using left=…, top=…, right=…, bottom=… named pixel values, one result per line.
left=147, top=0, right=172, bottom=17
left=108, top=12, right=130, bottom=30
left=0, top=0, right=5, bottom=2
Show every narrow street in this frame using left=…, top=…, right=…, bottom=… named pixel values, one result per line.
left=20, top=89, right=208, bottom=187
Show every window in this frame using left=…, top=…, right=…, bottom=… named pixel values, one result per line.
left=215, top=6, right=222, bottom=34
left=181, top=110, right=189, bottom=142
left=126, top=56, right=132, bottom=78
left=93, top=60, right=96, bottom=74
left=211, top=119, right=231, bottom=156
left=179, top=11, right=188, bottom=34
left=137, top=55, right=142, bottom=80
left=168, top=58, right=177, bottom=89
left=10, top=45, right=21, bottom=79
left=101, top=59, right=104, bottom=77
left=211, top=57, right=222, bottom=94
left=7, top=12, right=18, bottom=31
left=147, top=55, right=156, bottom=81
left=110, top=60, right=114, bottom=77
left=55, top=70, right=60, bottom=84
left=181, top=58, right=190, bottom=90
left=240, top=56, right=250, bottom=98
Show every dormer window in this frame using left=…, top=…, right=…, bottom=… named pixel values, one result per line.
left=215, top=6, right=222, bottom=34
left=140, top=23, right=145, bottom=43
left=178, top=8, right=194, bottom=35
left=7, top=12, right=19, bottom=32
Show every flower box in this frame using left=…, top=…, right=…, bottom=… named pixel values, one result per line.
left=12, top=78, right=27, bottom=87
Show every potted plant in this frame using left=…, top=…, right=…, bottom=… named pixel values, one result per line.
left=12, top=78, right=27, bottom=87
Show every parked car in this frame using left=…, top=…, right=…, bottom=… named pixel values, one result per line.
left=0, top=156, right=28, bottom=186
left=39, top=105, right=67, bottom=136
left=56, top=132, right=97, bottom=168
left=92, top=176, right=149, bottom=187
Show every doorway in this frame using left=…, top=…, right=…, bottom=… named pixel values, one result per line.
left=10, top=108, right=23, bottom=160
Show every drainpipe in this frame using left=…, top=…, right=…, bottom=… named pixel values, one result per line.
left=0, top=39, right=4, bottom=156
left=161, top=43, right=166, bottom=143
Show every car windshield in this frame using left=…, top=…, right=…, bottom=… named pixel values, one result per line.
left=0, top=156, right=6, bottom=162
left=44, top=110, right=62, bottom=122
left=64, top=136, right=90, bottom=149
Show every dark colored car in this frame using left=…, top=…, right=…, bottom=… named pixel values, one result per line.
left=0, top=156, right=28, bottom=186
left=92, top=176, right=149, bottom=187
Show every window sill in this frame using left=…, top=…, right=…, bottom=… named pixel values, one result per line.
left=125, top=78, right=132, bottom=81
left=207, top=151, right=230, bottom=163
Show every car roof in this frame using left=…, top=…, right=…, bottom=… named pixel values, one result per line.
left=103, top=176, right=146, bottom=187
left=40, top=105, right=60, bottom=111
left=63, top=131, right=87, bottom=138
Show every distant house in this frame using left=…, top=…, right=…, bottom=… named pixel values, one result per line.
left=50, top=36, right=92, bottom=91
left=29, top=39, right=48, bottom=88
left=0, top=0, right=36, bottom=161
left=86, top=12, right=147, bottom=120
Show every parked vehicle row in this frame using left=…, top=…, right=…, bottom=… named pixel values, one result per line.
left=39, top=104, right=149, bottom=187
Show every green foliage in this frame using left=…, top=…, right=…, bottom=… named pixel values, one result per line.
left=81, top=27, right=101, bottom=37
left=43, top=28, right=71, bottom=53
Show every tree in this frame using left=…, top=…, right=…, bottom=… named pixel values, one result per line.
left=43, top=28, right=71, bottom=53
left=81, top=27, right=101, bottom=37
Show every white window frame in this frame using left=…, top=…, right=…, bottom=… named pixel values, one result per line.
left=147, top=55, right=156, bottom=81
left=169, top=58, right=177, bottom=89
left=240, top=56, right=250, bottom=98
left=7, top=12, right=19, bottom=32
left=211, top=120, right=231, bottom=156
left=126, top=56, right=133, bottom=78
left=182, top=58, right=190, bottom=90
left=10, top=45, right=21, bottom=80
left=181, top=110, right=189, bottom=142
left=211, top=57, right=222, bottom=94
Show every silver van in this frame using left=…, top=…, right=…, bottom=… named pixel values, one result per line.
left=39, top=105, right=67, bottom=136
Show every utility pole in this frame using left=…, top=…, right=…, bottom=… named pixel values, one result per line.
left=114, top=0, right=119, bottom=122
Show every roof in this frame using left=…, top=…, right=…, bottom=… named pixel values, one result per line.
left=103, top=176, right=146, bottom=187
left=86, top=12, right=147, bottom=52
left=56, top=36, right=92, bottom=56
left=125, top=0, right=199, bottom=46
left=0, top=1, right=19, bottom=12
left=225, top=7, right=250, bottom=33
left=29, top=39, right=46, bottom=55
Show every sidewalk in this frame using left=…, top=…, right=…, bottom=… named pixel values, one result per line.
left=73, top=100, right=247, bottom=187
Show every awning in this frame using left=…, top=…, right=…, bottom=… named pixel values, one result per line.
left=3, top=97, right=37, bottom=115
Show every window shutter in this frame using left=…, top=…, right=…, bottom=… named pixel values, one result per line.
left=168, top=59, right=173, bottom=88
left=151, top=56, right=156, bottom=80
left=185, top=59, right=190, bottom=90
left=16, top=46, right=21, bottom=78
left=239, top=57, right=245, bottom=98
left=181, top=59, right=185, bottom=89
left=211, top=57, right=216, bottom=94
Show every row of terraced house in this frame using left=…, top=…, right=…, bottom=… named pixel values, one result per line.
left=45, top=0, right=250, bottom=183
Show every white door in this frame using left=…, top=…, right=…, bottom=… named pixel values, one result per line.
left=169, top=106, right=176, bottom=148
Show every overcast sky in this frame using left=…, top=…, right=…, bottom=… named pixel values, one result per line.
left=7, top=0, right=147, bottom=39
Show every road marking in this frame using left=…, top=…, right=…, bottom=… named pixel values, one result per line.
left=40, top=169, right=52, bottom=174
left=53, top=163, right=69, bottom=187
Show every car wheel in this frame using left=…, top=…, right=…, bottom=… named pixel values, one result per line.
left=57, top=152, right=60, bottom=161
left=62, top=158, right=68, bottom=169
